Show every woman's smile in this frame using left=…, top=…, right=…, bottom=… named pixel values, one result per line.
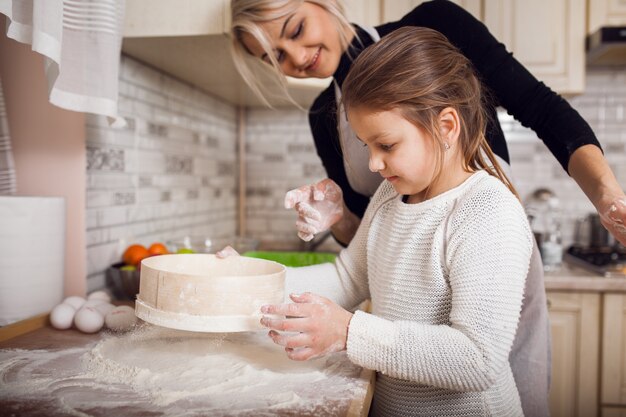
left=305, top=47, right=321, bottom=72
left=239, top=2, right=349, bottom=79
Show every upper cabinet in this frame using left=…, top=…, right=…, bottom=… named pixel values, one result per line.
left=382, top=0, right=482, bottom=21
left=123, top=0, right=591, bottom=107
left=124, top=0, right=229, bottom=37
left=588, top=0, right=626, bottom=33
left=483, top=0, right=586, bottom=95
left=345, top=0, right=381, bottom=27
left=122, top=0, right=328, bottom=108
left=378, top=0, right=586, bottom=94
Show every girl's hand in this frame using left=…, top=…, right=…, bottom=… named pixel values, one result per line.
left=284, top=179, right=344, bottom=242
left=599, top=196, right=626, bottom=246
left=260, top=292, right=353, bottom=361
left=215, top=245, right=240, bottom=259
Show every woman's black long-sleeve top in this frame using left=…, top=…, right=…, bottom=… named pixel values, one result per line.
left=309, top=0, right=600, bottom=219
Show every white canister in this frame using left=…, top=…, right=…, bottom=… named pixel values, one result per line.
left=0, top=196, right=65, bottom=325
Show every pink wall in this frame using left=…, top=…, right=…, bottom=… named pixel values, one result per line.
left=0, top=21, right=87, bottom=297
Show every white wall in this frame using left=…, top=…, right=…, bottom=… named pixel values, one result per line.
left=0, top=22, right=87, bottom=297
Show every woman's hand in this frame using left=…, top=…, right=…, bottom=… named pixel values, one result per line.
left=568, top=145, right=626, bottom=246
left=598, top=196, right=626, bottom=246
left=284, top=179, right=344, bottom=242
left=260, top=292, right=353, bottom=361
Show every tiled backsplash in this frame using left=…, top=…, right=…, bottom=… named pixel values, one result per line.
left=245, top=69, right=626, bottom=251
left=85, top=61, right=626, bottom=290
left=244, top=109, right=328, bottom=250
left=85, top=56, right=238, bottom=291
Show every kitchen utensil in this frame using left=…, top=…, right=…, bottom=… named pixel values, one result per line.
left=588, top=213, right=614, bottom=248
left=565, top=213, right=625, bottom=277
left=524, top=188, right=563, bottom=270
left=135, top=254, right=285, bottom=332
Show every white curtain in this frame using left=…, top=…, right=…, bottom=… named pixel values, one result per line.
left=0, top=78, right=16, bottom=195
left=0, top=0, right=126, bottom=127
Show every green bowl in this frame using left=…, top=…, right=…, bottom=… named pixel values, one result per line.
left=243, top=251, right=336, bottom=267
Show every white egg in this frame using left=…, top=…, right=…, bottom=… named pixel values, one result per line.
left=87, top=290, right=111, bottom=303
left=94, top=302, right=115, bottom=316
left=63, top=296, right=86, bottom=310
left=74, top=306, right=105, bottom=333
left=50, top=303, right=76, bottom=330
left=105, top=306, right=137, bottom=332
left=83, top=298, right=106, bottom=307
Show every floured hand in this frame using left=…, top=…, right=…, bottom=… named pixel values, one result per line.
left=215, top=245, right=240, bottom=259
left=260, top=292, right=353, bottom=361
left=284, top=179, right=344, bottom=242
left=599, top=196, right=626, bottom=246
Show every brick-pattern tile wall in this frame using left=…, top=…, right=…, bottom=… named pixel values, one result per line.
left=86, top=56, right=238, bottom=291
left=245, top=69, right=626, bottom=250
left=244, top=109, right=330, bottom=250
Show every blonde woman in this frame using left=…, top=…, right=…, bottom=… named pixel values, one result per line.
left=230, top=1, right=626, bottom=416
left=254, top=26, right=533, bottom=416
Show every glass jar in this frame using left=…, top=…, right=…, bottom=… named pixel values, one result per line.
left=524, top=188, right=563, bottom=271
left=540, top=215, right=563, bottom=271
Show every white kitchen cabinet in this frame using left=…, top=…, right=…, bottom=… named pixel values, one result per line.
left=345, top=0, right=382, bottom=27
left=381, top=0, right=585, bottom=95
left=589, top=0, right=626, bottom=33
left=483, top=0, right=586, bottom=94
left=122, top=0, right=329, bottom=107
left=602, top=294, right=626, bottom=407
left=124, top=0, right=228, bottom=37
left=547, top=291, right=601, bottom=417
left=381, top=0, right=482, bottom=22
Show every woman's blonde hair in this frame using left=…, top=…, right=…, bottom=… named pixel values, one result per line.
left=342, top=26, right=519, bottom=199
left=230, top=0, right=355, bottom=107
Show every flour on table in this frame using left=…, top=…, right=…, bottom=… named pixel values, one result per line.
left=0, top=325, right=367, bottom=416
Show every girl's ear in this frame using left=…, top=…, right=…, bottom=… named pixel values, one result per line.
left=438, top=107, right=461, bottom=145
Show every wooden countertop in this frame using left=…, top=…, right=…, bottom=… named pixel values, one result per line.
left=545, top=263, right=626, bottom=292
left=0, top=313, right=374, bottom=417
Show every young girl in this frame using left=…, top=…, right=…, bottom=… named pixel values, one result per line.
left=253, top=27, right=532, bottom=416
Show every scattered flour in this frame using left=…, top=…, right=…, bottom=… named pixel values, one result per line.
left=0, top=325, right=367, bottom=416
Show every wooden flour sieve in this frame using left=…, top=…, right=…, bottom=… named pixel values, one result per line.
left=135, top=254, right=286, bottom=332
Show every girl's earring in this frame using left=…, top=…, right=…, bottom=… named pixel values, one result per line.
left=444, top=142, right=450, bottom=151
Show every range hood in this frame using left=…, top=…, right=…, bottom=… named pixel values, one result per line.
left=586, top=26, right=626, bottom=66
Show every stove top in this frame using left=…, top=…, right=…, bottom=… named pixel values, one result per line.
left=564, top=246, right=626, bottom=277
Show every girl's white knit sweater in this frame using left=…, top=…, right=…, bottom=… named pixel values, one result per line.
left=287, top=170, right=533, bottom=416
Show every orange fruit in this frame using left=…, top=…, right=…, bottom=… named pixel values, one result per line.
left=148, top=242, right=169, bottom=256
left=122, top=244, right=150, bottom=267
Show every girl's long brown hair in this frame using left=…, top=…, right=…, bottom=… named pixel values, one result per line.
left=341, top=26, right=519, bottom=199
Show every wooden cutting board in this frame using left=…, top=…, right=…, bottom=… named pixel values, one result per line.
left=0, top=312, right=374, bottom=417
